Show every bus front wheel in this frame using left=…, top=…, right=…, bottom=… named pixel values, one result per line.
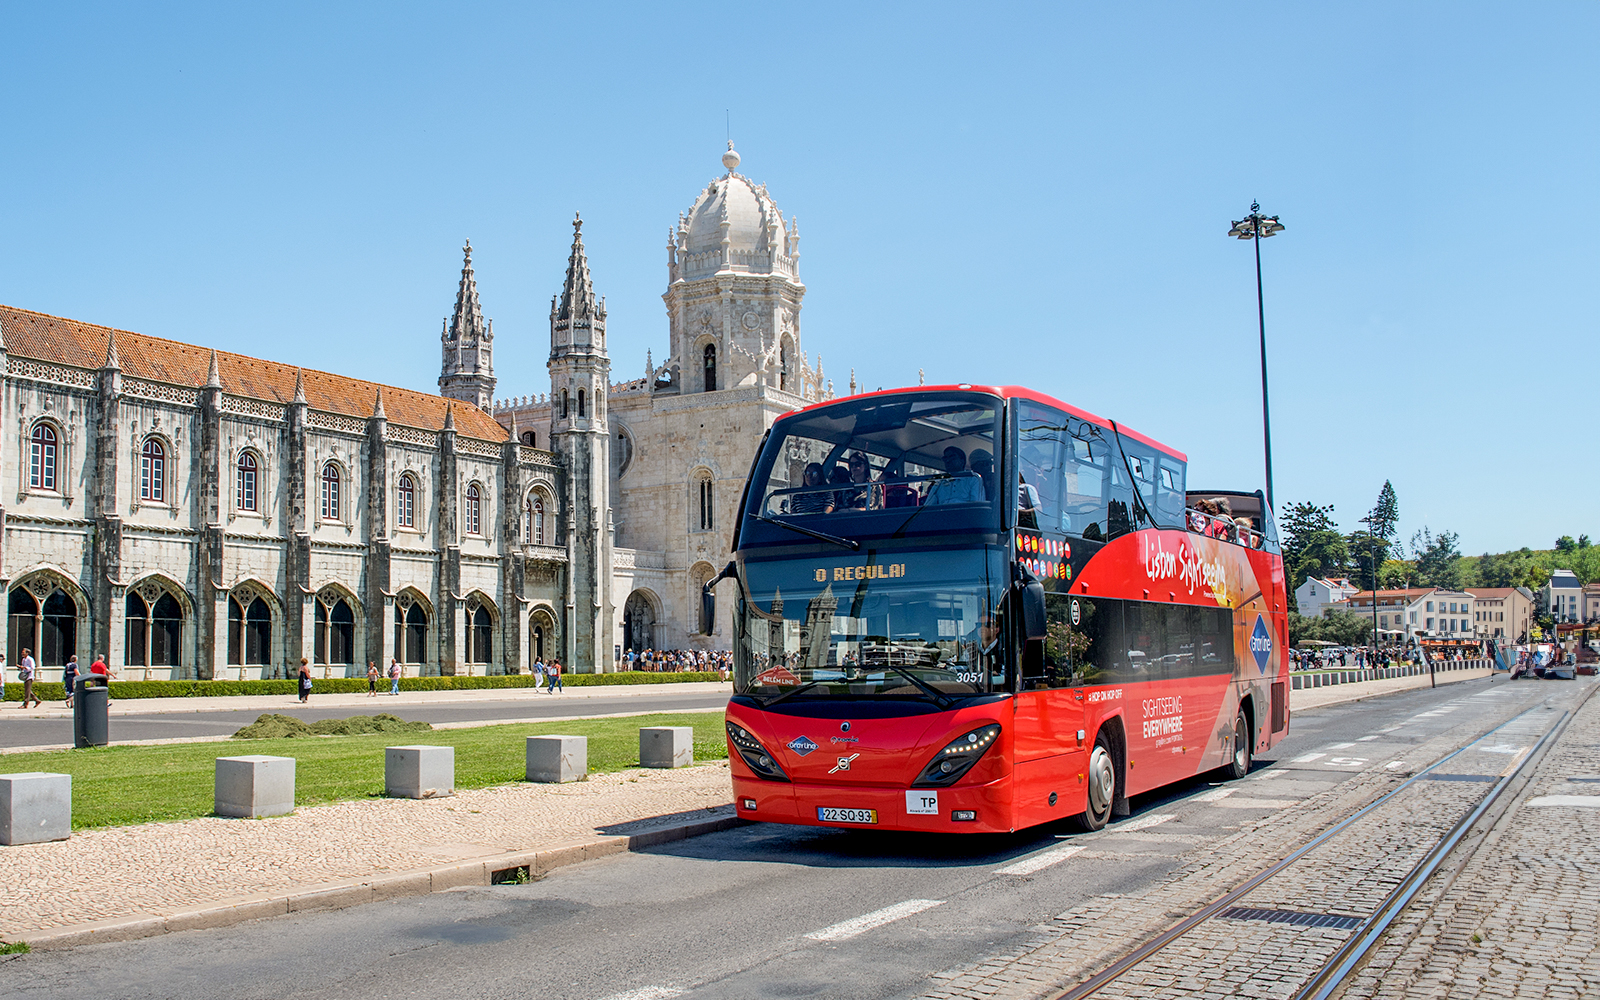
left=1224, top=710, right=1252, bottom=780
left=1077, top=735, right=1116, bottom=831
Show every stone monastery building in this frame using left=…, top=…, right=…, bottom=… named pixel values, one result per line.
left=0, top=142, right=832, bottom=681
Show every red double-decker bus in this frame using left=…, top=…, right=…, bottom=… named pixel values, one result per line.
left=708, top=385, right=1290, bottom=833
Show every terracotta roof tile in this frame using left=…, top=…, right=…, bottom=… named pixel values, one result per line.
left=0, top=304, right=508, bottom=441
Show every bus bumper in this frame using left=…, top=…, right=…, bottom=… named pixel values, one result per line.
left=732, top=773, right=1014, bottom=834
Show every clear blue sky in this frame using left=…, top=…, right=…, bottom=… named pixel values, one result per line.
left=3, top=3, right=1594, bottom=555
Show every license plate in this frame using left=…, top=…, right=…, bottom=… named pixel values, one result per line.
left=818, top=806, right=878, bottom=824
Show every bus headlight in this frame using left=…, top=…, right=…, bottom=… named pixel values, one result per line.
left=913, top=724, right=1001, bottom=787
left=726, top=722, right=790, bottom=782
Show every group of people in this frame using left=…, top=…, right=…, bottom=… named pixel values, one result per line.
left=623, top=648, right=731, bottom=677
left=2, top=650, right=116, bottom=708
left=1187, top=497, right=1262, bottom=548
left=1291, top=646, right=1422, bottom=670
left=790, top=446, right=994, bottom=514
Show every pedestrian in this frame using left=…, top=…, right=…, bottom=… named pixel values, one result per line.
left=0, top=652, right=7, bottom=705
left=63, top=654, right=80, bottom=708
left=297, top=657, right=312, bottom=703
left=389, top=657, right=401, bottom=695
left=547, top=659, right=562, bottom=694
left=532, top=658, right=546, bottom=692
left=367, top=660, right=379, bottom=697
left=19, top=647, right=42, bottom=708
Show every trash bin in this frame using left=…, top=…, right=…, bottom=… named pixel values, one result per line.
left=73, top=676, right=108, bottom=748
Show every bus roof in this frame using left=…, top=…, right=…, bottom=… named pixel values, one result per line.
left=782, top=383, right=1188, bottom=464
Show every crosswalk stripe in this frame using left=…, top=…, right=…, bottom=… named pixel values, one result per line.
left=996, top=844, right=1086, bottom=875
left=805, top=899, right=945, bottom=942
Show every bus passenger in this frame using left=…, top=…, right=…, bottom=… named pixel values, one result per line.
left=970, top=449, right=996, bottom=500
left=837, top=451, right=873, bottom=510
left=791, top=463, right=833, bottom=514
left=881, top=467, right=919, bottom=508
left=924, top=447, right=987, bottom=505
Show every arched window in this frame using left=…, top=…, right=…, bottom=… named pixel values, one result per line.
left=524, top=493, right=547, bottom=545
left=29, top=424, right=57, bottom=491
left=577, top=389, right=586, bottom=417
left=141, top=439, right=165, bottom=502
left=562, top=390, right=569, bottom=419
left=227, top=596, right=271, bottom=665
left=465, top=483, right=482, bottom=535
left=126, top=589, right=183, bottom=670
left=237, top=452, right=258, bottom=512
left=396, top=474, right=416, bottom=529
left=696, top=474, right=715, bottom=531
left=779, top=340, right=790, bottom=391
left=7, top=584, right=77, bottom=669
left=467, top=606, right=493, bottom=664
left=520, top=431, right=536, bottom=447
left=321, top=463, right=341, bottom=521
left=395, top=600, right=428, bottom=665
left=703, top=344, right=717, bottom=392
left=314, top=597, right=354, bottom=665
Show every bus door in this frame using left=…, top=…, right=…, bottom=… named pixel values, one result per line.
left=1012, top=617, right=1088, bottom=829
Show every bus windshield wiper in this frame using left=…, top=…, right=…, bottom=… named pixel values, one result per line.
left=751, top=514, right=860, bottom=551
left=877, top=662, right=956, bottom=708
left=760, top=679, right=826, bottom=708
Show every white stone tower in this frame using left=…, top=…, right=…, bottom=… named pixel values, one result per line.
left=438, top=240, right=497, bottom=411
left=663, top=142, right=808, bottom=395
left=548, top=214, right=615, bottom=672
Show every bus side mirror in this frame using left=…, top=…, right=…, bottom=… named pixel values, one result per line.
left=701, top=561, right=737, bottom=635
left=1021, top=579, right=1047, bottom=641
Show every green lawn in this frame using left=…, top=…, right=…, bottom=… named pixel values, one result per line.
left=0, top=712, right=729, bottom=831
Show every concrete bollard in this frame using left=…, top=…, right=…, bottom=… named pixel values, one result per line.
left=526, top=735, right=587, bottom=783
left=215, top=755, right=295, bottom=818
left=386, top=745, right=455, bottom=799
left=0, top=772, right=72, bottom=845
left=640, top=726, right=695, bottom=768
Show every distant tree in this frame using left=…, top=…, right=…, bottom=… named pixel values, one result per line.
left=1281, top=501, right=1348, bottom=606
left=1476, top=547, right=1545, bottom=589
left=1377, top=558, right=1413, bottom=590
left=1556, top=535, right=1578, bottom=553
left=1368, top=481, right=1399, bottom=541
left=1347, top=529, right=1392, bottom=592
left=1412, top=527, right=1463, bottom=589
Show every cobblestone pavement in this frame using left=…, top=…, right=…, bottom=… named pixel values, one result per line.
left=1341, top=684, right=1600, bottom=1000
left=918, top=682, right=1587, bottom=1000
left=0, top=760, right=733, bottom=940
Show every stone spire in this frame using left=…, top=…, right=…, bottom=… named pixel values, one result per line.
left=103, top=330, right=121, bottom=370
left=554, top=214, right=604, bottom=326
left=439, top=239, right=497, bottom=411
left=292, top=368, right=306, bottom=405
left=204, top=349, right=223, bottom=389
left=371, top=387, right=386, bottom=420
left=444, top=402, right=456, bottom=431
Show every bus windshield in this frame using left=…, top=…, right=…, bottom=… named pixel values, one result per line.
left=734, top=547, right=1009, bottom=704
left=746, top=392, right=1002, bottom=542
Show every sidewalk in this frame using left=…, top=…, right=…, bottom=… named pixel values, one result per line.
left=2, top=760, right=738, bottom=950
left=2, top=680, right=733, bottom=721
left=1292, top=663, right=1494, bottom=713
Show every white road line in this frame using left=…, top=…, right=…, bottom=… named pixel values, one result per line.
left=1378, top=726, right=1402, bottom=733
left=1356, top=735, right=1380, bottom=741
left=1250, top=768, right=1286, bottom=780
left=1215, top=797, right=1300, bottom=809
left=1111, top=812, right=1175, bottom=833
left=996, top=844, right=1087, bottom=875
left=1193, top=788, right=1234, bottom=802
left=1385, top=760, right=1407, bottom=769
left=805, top=899, right=945, bottom=942
left=1291, top=752, right=1327, bottom=764
left=1325, top=742, right=1356, bottom=749
left=599, top=988, right=687, bottom=1000
left=1528, top=795, right=1600, bottom=808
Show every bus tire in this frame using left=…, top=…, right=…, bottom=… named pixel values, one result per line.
left=1077, top=733, right=1116, bottom=831
left=1224, top=710, right=1252, bottom=780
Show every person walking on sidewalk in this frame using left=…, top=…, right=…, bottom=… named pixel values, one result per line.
left=532, top=658, right=546, bottom=693
left=297, top=658, right=312, bottom=703
left=367, top=661, right=379, bottom=697
left=19, top=648, right=42, bottom=708
left=546, top=659, right=562, bottom=694
left=63, top=654, right=80, bottom=708
left=389, top=657, right=401, bottom=695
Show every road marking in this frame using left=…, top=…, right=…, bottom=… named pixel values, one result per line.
left=1290, top=753, right=1327, bottom=764
left=1528, top=795, right=1600, bottom=808
left=600, top=988, right=687, bottom=1000
left=1325, top=757, right=1369, bottom=768
left=1111, top=812, right=1175, bottom=833
left=1193, top=788, right=1234, bottom=802
left=1325, top=742, right=1356, bottom=750
left=1378, top=726, right=1402, bottom=733
left=1215, top=797, right=1299, bottom=809
left=1385, top=760, right=1407, bottom=769
left=1250, top=769, right=1286, bottom=781
left=1477, top=743, right=1527, bottom=755
left=996, top=844, right=1087, bottom=875
left=805, top=899, right=945, bottom=942
left=1356, top=735, right=1380, bottom=741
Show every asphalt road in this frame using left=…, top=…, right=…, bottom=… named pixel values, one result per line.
left=0, top=690, right=731, bottom=748
left=2, top=675, right=1574, bottom=1000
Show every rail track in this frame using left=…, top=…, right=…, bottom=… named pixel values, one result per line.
left=1048, top=689, right=1593, bottom=1000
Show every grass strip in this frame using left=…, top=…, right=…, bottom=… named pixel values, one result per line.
left=0, top=712, right=730, bottom=831
left=2, top=670, right=724, bottom=703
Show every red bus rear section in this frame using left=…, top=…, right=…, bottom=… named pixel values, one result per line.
left=720, top=386, right=1289, bottom=834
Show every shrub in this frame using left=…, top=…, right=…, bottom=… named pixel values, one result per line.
left=2, top=671, right=722, bottom=702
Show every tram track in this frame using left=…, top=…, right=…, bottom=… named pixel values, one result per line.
left=1046, top=686, right=1595, bottom=1000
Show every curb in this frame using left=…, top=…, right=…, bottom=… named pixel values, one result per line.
left=17, top=811, right=743, bottom=951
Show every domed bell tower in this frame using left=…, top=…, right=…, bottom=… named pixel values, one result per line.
left=548, top=214, right=614, bottom=673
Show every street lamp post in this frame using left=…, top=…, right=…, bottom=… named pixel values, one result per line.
left=1229, top=203, right=1285, bottom=513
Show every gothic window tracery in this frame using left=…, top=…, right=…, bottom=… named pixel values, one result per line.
left=465, top=596, right=493, bottom=665
left=237, top=451, right=259, bottom=512
left=397, top=474, right=416, bottom=529
left=394, top=594, right=428, bottom=665
left=126, top=584, right=184, bottom=672
left=321, top=463, right=341, bottom=521
left=524, top=492, right=547, bottom=545
left=465, top=483, right=482, bottom=535
left=141, top=438, right=166, bottom=503
left=227, top=594, right=271, bottom=665
left=314, top=592, right=354, bottom=665
left=7, top=581, right=77, bottom=668
left=29, top=423, right=57, bottom=491
left=694, top=473, right=715, bottom=531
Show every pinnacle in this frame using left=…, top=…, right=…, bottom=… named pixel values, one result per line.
left=292, top=368, right=307, bottom=404
left=204, top=349, right=223, bottom=389
left=103, top=329, right=121, bottom=370
left=371, top=387, right=386, bottom=420
left=447, top=239, right=489, bottom=343
left=556, top=213, right=599, bottom=322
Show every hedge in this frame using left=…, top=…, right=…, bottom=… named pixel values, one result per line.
left=1, top=670, right=724, bottom=702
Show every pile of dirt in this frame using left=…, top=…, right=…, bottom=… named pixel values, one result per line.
left=233, top=713, right=433, bottom=739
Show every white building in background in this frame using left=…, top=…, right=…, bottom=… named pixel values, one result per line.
left=1543, top=569, right=1583, bottom=623
left=1345, top=587, right=1477, bottom=641
left=1295, top=576, right=1359, bottom=617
